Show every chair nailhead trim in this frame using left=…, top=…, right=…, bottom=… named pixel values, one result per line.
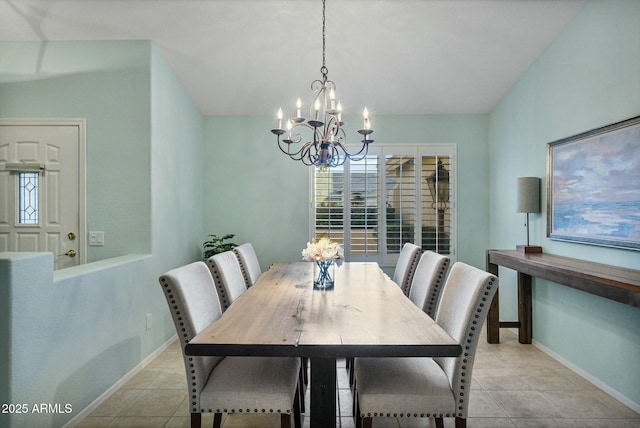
left=212, top=408, right=288, bottom=414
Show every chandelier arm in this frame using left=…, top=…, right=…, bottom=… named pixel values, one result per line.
left=330, top=145, right=340, bottom=167
left=310, top=77, right=334, bottom=92
left=290, top=122, right=316, bottom=135
left=325, top=114, right=340, bottom=137
left=291, top=141, right=317, bottom=163
left=337, top=126, right=348, bottom=145
left=336, top=141, right=370, bottom=161
left=301, top=142, right=319, bottom=166
left=277, top=137, right=305, bottom=158
left=330, top=145, right=346, bottom=167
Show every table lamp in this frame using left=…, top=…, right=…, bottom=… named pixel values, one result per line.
left=516, top=177, right=542, bottom=253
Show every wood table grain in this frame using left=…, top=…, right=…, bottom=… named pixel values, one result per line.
left=186, top=262, right=461, bottom=427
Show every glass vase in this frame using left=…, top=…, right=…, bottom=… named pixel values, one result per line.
left=314, top=260, right=335, bottom=290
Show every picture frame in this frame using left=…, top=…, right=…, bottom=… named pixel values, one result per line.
left=546, top=115, right=640, bottom=251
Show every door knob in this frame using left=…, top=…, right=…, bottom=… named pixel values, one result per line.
left=61, top=249, right=77, bottom=257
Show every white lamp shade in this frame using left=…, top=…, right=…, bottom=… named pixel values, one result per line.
left=517, top=177, right=540, bottom=213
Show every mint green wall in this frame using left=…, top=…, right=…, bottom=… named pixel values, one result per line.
left=0, top=253, right=154, bottom=428
left=150, top=44, right=204, bottom=268
left=203, top=114, right=489, bottom=270
left=0, top=41, right=152, bottom=262
left=0, top=41, right=204, bottom=426
left=489, top=0, right=640, bottom=406
left=204, top=116, right=310, bottom=268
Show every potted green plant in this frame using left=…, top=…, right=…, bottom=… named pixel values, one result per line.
left=203, top=233, right=237, bottom=260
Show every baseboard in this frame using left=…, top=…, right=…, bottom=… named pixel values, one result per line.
left=63, top=334, right=178, bottom=427
left=508, top=328, right=640, bottom=414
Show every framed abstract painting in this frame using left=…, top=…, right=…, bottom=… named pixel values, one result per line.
left=546, top=115, right=640, bottom=251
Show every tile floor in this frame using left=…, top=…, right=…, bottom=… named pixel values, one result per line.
left=76, top=328, right=639, bottom=428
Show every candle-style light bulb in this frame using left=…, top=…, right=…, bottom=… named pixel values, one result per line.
left=296, top=98, right=302, bottom=118
left=337, top=101, right=343, bottom=122
left=314, top=98, right=321, bottom=120
left=286, top=119, right=293, bottom=138
left=277, top=108, right=283, bottom=129
left=363, top=107, right=369, bottom=129
left=329, top=88, right=336, bottom=110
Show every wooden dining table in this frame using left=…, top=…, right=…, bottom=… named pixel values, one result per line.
left=185, top=261, right=461, bottom=427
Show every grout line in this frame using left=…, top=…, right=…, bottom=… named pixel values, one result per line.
left=63, top=335, right=178, bottom=428
left=508, top=328, right=640, bottom=414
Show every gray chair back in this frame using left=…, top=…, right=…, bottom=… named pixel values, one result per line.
left=207, top=251, right=247, bottom=311
left=434, top=262, right=498, bottom=418
left=408, top=250, right=451, bottom=318
left=233, top=242, right=262, bottom=287
left=158, top=262, right=224, bottom=413
left=392, top=242, right=421, bottom=295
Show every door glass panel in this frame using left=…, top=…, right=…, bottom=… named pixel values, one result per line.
left=18, top=172, right=39, bottom=224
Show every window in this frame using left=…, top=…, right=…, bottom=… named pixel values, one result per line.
left=18, top=172, right=39, bottom=224
left=310, top=144, right=456, bottom=265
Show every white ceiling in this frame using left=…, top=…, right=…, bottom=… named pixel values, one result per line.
left=0, top=0, right=586, bottom=116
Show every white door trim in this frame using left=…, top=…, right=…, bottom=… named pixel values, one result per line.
left=0, top=118, right=87, bottom=266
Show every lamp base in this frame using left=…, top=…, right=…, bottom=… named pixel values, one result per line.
left=516, top=245, right=543, bottom=254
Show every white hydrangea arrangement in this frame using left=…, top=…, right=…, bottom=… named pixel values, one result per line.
left=301, top=237, right=344, bottom=266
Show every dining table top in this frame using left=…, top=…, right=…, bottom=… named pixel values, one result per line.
left=185, top=261, right=461, bottom=359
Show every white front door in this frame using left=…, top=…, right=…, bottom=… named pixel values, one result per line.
left=0, top=120, right=86, bottom=269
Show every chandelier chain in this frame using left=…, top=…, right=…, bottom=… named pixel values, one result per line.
left=321, top=0, right=326, bottom=78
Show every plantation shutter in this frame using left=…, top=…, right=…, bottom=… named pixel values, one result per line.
left=384, top=153, right=417, bottom=258
left=420, top=154, right=452, bottom=255
left=313, top=165, right=345, bottom=245
left=348, top=155, right=379, bottom=259
left=311, top=144, right=455, bottom=265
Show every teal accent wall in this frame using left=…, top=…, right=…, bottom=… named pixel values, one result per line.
left=0, top=41, right=204, bottom=427
left=489, top=0, right=640, bottom=406
left=0, top=253, right=154, bottom=428
left=204, top=115, right=310, bottom=268
left=203, top=114, right=489, bottom=270
left=0, top=41, right=152, bottom=262
left=150, top=43, right=205, bottom=268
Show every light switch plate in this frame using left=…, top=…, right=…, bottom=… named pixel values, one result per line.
left=89, top=231, right=105, bottom=246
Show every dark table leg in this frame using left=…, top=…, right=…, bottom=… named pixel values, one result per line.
left=310, top=357, right=336, bottom=428
left=517, top=272, right=532, bottom=344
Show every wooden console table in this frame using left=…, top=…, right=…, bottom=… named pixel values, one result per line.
left=486, top=249, right=640, bottom=344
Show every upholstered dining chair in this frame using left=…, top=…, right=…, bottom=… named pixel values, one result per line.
left=407, top=250, right=451, bottom=318
left=233, top=242, right=262, bottom=288
left=354, top=262, right=498, bottom=428
left=347, top=250, right=450, bottom=390
left=392, top=242, right=422, bottom=296
left=159, top=261, right=302, bottom=428
left=207, top=251, right=247, bottom=311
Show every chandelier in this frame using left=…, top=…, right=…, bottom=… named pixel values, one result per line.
left=270, top=0, right=374, bottom=168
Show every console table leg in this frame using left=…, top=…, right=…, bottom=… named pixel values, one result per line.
left=518, top=272, right=532, bottom=344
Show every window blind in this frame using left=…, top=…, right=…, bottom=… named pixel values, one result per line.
left=311, top=144, right=455, bottom=265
